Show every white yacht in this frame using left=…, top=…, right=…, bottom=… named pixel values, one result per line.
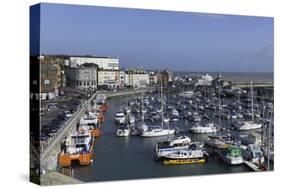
left=190, top=122, right=218, bottom=134
left=155, top=136, right=191, bottom=159
left=242, top=144, right=264, bottom=164
left=234, top=121, right=262, bottom=131
left=115, top=111, right=126, bottom=124
left=216, top=146, right=243, bottom=165
left=141, top=126, right=175, bottom=137
left=163, top=116, right=170, bottom=123
left=116, top=125, right=130, bottom=137
left=123, top=106, right=131, bottom=114
left=128, top=115, right=135, bottom=124
left=160, top=144, right=208, bottom=160
left=234, top=81, right=263, bottom=131
left=141, top=84, right=175, bottom=138
left=80, top=112, right=98, bottom=125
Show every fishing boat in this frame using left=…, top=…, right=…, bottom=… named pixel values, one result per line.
left=80, top=112, right=98, bottom=125
left=79, top=112, right=101, bottom=137
left=190, top=122, right=218, bottom=134
left=58, top=129, right=94, bottom=167
left=216, top=145, right=243, bottom=165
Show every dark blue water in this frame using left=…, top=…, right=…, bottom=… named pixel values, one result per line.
left=72, top=97, right=252, bottom=182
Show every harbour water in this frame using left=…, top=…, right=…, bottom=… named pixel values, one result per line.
left=72, top=96, right=253, bottom=182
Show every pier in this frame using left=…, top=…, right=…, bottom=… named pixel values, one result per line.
left=39, top=87, right=155, bottom=170
left=232, top=82, right=273, bottom=88
left=104, top=87, right=155, bottom=98
left=40, top=92, right=99, bottom=170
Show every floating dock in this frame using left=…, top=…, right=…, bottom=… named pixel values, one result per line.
left=243, top=161, right=266, bottom=172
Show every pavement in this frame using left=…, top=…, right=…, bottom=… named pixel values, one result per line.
left=40, top=171, right=83, bottom=186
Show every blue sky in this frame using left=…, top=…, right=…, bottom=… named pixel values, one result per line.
left=38, top=3, right=273, bottom=72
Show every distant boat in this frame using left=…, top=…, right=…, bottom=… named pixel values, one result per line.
left=115, top=111, right=126, bottom=124
left=116, top=125, right=130, bottom=137
left=160, top=144, right=208, bottom=160
left=190, top=122, right=218, bottom=134
left=242, top=144, right=264, bottom=164
left=155, top=136, right=192, bottom=159
left=141, top=83, right=175, bottom=138
left=233, top=81, right=263, bottom=131
left=216, top=145, right=243, bottom=165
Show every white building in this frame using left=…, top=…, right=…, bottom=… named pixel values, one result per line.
left=98, top=70, right=120, bottom=89
left=119, top=71, right=125, bottom=88
left=125, top=71, right=149, bottom=88
left=69, top=56, right=119, bottom=70
left=68, top=63, right=98, bottom=90
left=148, top=71, right=158, bottom=85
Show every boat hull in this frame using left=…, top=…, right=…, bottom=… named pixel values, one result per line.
left=164, top=158, right=205, bottom=165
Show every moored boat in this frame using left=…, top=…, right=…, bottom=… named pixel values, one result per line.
left=58, top=129, right=94, bottom=167
left=164, top=158, right=205, bottom=165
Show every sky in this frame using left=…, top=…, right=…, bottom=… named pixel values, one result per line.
left=37, top=3, right=273, bottom=72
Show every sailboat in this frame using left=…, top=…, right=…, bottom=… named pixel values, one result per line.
left=233, top=81, right=262, bottom=131
left=141, top=82, right=175, bottom=137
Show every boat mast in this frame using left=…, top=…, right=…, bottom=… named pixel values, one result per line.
left=251, top=81, right=254, bottom=122
left=161, top=81, right=164, bottom=127
left=267, top=104, right=273, bottom=171
left=141, top=93, right=144, bottom=125
left=218, top=86, right=221, bottom=127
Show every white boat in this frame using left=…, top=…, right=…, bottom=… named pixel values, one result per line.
left=190, top=122, right=217, bottom=134
left=234, top=121, right=262, bottom=131
left=128, top=115, right=135, bottom=124
left=242, top=144, right=264, bottom=164
left=116, top=125, right=130, bottom=137
left=141, top=127, right=175, bottom=137
left=155, top=136, right=191, bottom=158
left=123, top=106, right=131, bottom=114
left=115, top=111, right=126, bottom=124
left=163, top=117, right=170, bottom=123
left=161, top=144, right=208, bottom=160
left=141, top=83, right=175, bottom=137
left=216, top=146, right=243, bottom=165
left=171, top=109, right=179, bottom=117
left=234, top=81, right=263, bottom=131
left=80, top=112, right=98, bottom=125
left=179, top=91, right=194, bottom=98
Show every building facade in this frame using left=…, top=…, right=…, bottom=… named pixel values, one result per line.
left=98, top=70, right=120, bottom=90
left=157, top=70, right=173, bottom=85
left=40, top=63, right=62, bottom=100
left=125, top=71, right=150, bottom=88
left=119, top=71, right=125, bottom=89
left=148, top=71, right=158, bottom=85
left=69, top=56, right=119, bottom=70
left=68, top=63, right=98, bottom=91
